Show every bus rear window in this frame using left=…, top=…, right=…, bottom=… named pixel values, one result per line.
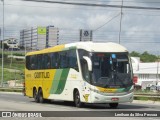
left=26, top=56, right=30, bottom=70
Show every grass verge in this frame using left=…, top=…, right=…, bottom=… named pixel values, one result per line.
left=134, top=96, right=160, bottom=101
left=0, top=88, right=23, bottom=92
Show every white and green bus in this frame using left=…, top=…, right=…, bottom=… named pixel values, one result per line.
left=25, top=42, right=134, bottom=108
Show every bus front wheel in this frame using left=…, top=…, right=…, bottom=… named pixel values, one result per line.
left=74, top=90, right=83, bottom=108
left=109, top=103, right=118, bottom=108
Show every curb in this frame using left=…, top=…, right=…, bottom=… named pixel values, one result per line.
left=0, top=91, right=23, bottom=95
left=132, top=100, right=160, bottom=105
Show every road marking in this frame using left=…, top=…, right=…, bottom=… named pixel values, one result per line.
left=0, top=99, right=89, bottom=111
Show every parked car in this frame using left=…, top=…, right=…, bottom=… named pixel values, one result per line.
left=150, top=85, right=160, bottom=91
left=150, top=85, right=157, bottom=91
left=157, top=86, right=160, bottom=91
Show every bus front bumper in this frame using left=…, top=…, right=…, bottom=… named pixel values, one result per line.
left=89, top=92, right=133, bottom=103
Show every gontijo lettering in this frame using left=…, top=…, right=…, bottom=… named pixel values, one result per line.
left=34, top=72, right=50, bottom=78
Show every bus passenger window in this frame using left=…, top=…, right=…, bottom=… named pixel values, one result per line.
left=51, top=52, right=59, bottom=69
left=44, top=54, right=51, bottom=69
left=37, top=54, right=42, bottom=69
left=68, top=50, right=78, bottom=71
left=47, top=54, right=51, bottom=69
left=59, top=51, right=68, bottom=68
left=30, top=55, right=37, bottom=70
left=41, top=55, right=45, bottom=69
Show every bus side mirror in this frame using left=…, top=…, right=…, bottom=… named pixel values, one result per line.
left=83, top=56, right=92, bottom=71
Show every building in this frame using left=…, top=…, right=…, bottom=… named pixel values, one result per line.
left=131, top=57, right=160, bottom=90
left=20, top=26, right=59, bottom=50
left=80, top=29, right=92, bottom=41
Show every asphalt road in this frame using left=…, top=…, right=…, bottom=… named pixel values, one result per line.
left=0, top=92, right=160, bottom=120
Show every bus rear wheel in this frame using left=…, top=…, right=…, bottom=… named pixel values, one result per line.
left=38, top=89, right=45, bottom=103
left=74, top=90, right=83, bottom=108
left=33, top=89, right=38, bottom=103
left=109, top=103, right=118, bottom=108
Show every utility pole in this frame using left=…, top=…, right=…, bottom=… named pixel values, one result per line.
left=156, top=55, right=159, bottom=87
left=57, top=28, right=59, bottom=45
left=1, top=0, right=4, bottom=87
left=119, top=0, right=123, bottom=44
left=10, top=38, right=13, bottom=68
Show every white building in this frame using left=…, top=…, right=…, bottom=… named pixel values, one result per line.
left=20, top=26, right=59, bottom=50
left=131, top=57, right=160, bottom=89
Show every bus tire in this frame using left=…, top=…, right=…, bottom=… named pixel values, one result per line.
left=74, top=90, right=83, bottom=108
left=38, top=89, right=45, bottom=103
left=33, top=88, right=38, bottom=103
left=109, top=103, right=118, bottom=108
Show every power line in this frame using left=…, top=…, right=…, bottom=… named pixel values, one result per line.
left=21, top=0, right=160, bottom=4
left=2, top=2, right=160, bottom=16
left=22, top=0, right=160, bottom=10
left=2, top=3, right=160, bottom=13
left=93, top=13, right=120, bottom=31
left=124, top=12, right=160, bottom=16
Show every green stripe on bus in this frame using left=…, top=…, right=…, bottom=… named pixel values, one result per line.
left=54, top=68, right=70, bottom=94
left=117, top=86, right=132, bottom=92
left=125, top=86, right=132, bottom=92
left=50, top=69, right=63, bottom=94
left=116, top=88, right=125, bottom=92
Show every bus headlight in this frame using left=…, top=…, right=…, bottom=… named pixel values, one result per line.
left=89, top=88, right=99, bottom=93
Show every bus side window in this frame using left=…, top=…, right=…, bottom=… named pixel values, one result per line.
left=51, top=52, right=59, bottom=69
left=47, top=54, right=51, bottom=69
left=37, top=54, right=42, bottom=69
left=30, top=55, right=37, bottom=70
left=81, top=59, right=90, bottom=82
left=44, top=54, right=51, bottom=69
left=41, top=55, right=45, bottom=69
left=68, top=50, right=78, bottom=71
left=59, top=51, right=68, bottom=68
left=78, top=49, right=90, bottom=82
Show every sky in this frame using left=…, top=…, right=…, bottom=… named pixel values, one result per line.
left=0, top=0, right=160, bottom=55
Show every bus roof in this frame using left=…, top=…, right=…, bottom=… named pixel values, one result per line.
left=26, top=42, right=128, bottom=56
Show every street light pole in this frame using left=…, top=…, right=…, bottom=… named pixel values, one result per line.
left=119, top=0, right=123, bottom=44
left=156, top=55, right=159, bottom=87
left=1, top=0, right=4, bottom=87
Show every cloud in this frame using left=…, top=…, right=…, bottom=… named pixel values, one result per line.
left=0, top=0, right=160, bottom=54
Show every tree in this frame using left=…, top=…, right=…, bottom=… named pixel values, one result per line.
left=130, top=51, right=141, bottom=57
left=130, top=51, right=158, bottom=62
left=141, top=51, right=157, bottom=62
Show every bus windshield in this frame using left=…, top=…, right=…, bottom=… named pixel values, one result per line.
left=91, top=52, right=133, bottom=88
